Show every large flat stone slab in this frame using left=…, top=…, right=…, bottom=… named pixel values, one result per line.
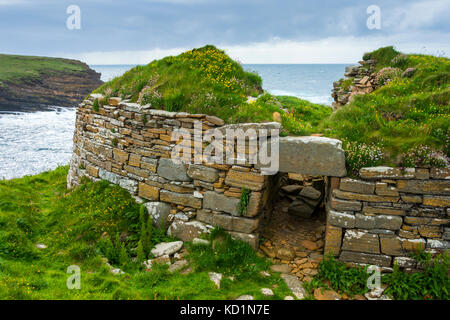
left=260, top=136, right=346, bottom=177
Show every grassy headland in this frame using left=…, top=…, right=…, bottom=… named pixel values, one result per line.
left=0, top=54, right=87, bottom=85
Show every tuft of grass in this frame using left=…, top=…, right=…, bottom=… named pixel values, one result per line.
left=382, top=251, right=450, bottom=300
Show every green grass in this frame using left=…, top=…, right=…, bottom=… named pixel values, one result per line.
left=321, top=46, right=450, bottom=168
left=305, top=252, right=450, bottom=300
left=0, top=54, right=87, bottom=85
left=0, top=167, right=292, bottom=300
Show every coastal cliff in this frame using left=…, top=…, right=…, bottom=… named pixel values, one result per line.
left=0, top=54, right=103, bottom=112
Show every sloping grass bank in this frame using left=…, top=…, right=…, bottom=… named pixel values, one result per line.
left=0, top=167, right=291, bottom=300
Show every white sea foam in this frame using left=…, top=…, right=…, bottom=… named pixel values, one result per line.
left=0, top=107, right=75, bottom=180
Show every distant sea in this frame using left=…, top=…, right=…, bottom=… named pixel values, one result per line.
left=0, top=64, right=346, bottom=180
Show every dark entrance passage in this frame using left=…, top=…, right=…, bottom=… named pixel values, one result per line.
left=259, top=173, right=327, bottom=282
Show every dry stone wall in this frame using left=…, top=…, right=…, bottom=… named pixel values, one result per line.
left=68, top=94, right=346, bottom=249
left=68, top=94, right=449, bottom=268
left=325, top=166, right=450, bottom=269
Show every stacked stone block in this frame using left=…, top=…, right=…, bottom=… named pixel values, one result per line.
left=324, top=166, right=450, bottom=268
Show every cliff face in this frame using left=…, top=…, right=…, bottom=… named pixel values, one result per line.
left=0, top=57, right=103, bottom=112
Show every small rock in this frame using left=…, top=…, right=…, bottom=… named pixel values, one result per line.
left=168, top=260, right=189, bottom=273
left=270, top=264, right=291, bottom=273
left=192, top=238, right=210, bottom=245
left=261, top=288, right=274, bottom=296
left=260, top=271, right=271, bottom=277
left=281, top=185, right=302, bottom=194
left=276, top=247, right=295, bottom=261
left=154, top=254, right=171, bottom=265
left=313, top=288, right=341, bottom=300
left=299, top=240, right=319, bottom=251
left=208, top=272, right=222, bottom=289
left=151, top=241, right=183, bottom=257
left=236, top=295, right=254, bottom=300
left=299, top=186, right=321, bottom=200
left=281, top=274, right=306, bottom=300
left=35, top=244, right=47, bottom=249
left=110, top=268, right=124, bottom=275
left=284, top=296, right=295, bottom=300
left=142, top=259, right=153, bottom=269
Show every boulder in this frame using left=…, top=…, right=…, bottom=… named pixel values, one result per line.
left=151, top=241, right=183, bottom=257
left=144, top=201, right=172, bottom=229
left=167, top=220, right=211, bottom=242
left=288, top=199, right=315, bottom=218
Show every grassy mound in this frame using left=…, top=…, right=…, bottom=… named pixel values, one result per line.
left=322, top=46, right=449, bottom=171
left=93, top=45, right=332, bottom=135
left=0, top=167, right=291, bottom=300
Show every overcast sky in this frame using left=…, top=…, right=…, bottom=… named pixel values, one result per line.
left=0, top=0, right=449, bottom=64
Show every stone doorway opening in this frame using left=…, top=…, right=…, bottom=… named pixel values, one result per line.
left=259, top=173, right=327, bottom=281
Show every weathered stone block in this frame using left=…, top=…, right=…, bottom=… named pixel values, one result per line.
left=160, top=190, right=202, bottom=209
left=362, top=206, right=405, bottom=216
left=333, top=189, right=399, bottom=203
left=138, top=183, right=159, bottom=200
left=379, top=235, right=404, bottom=256
left=426, top=239, right=450, bottom=249
left=342, top=230, right=380, bottom=254
left=340, top=178, right=375, bottom=194
left=196, top=210, right=213, bottom=224
left=324, top=224, right=342, bottom=256
left=375, top=182, right=399, bottom=196
left=397, top=180, right=450, bottom=195
left=203, top=191, right=240, bottom=215
left=212, top=213, right=259, bottom=234
left=330, top=197, right=362, bottom=212
left=359, top=167, right=415, bottom=180
left=157, top=158, right=192, bottom=182
left=86, top=164, right=99, bottom=178
left=275, top=136, right=347, bottom=177
left=141, top=157, right=157, bottom=172
left=245, top=191, right=263, bottom=218
left=418, top=225, right=442, bottom=238
left=145, top=202, right=172, bottom=229
left=430, top=167, right=450, bottom=180
left=374, top=215, right=403, bottom=230
left=400, top=194, right=422, bottom=203
left=187, top=164, right=219, bottom=183
left=339, top=251, right=391, bottom=267
left=423, top=195, right=450, bottom=207
left=355, top=213, right=376, bottom=229
left=401, top=238, right=426, bottom=252
left=224, top=170, right=265, bottom=191
left=299, top=186, right=321, bottom=199
left=128, top=153, right=141, bottom=167
left=113, top=148, right=129, bottom=163
left=328, top=210, right=356, bottom=228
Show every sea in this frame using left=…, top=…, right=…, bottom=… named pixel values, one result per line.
left=0, top=64, right=346, bottom=180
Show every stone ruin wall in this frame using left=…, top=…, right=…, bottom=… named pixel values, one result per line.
left=324, top=167, right=450, bottom=270
left=68, top=93, right=449, bottom=268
